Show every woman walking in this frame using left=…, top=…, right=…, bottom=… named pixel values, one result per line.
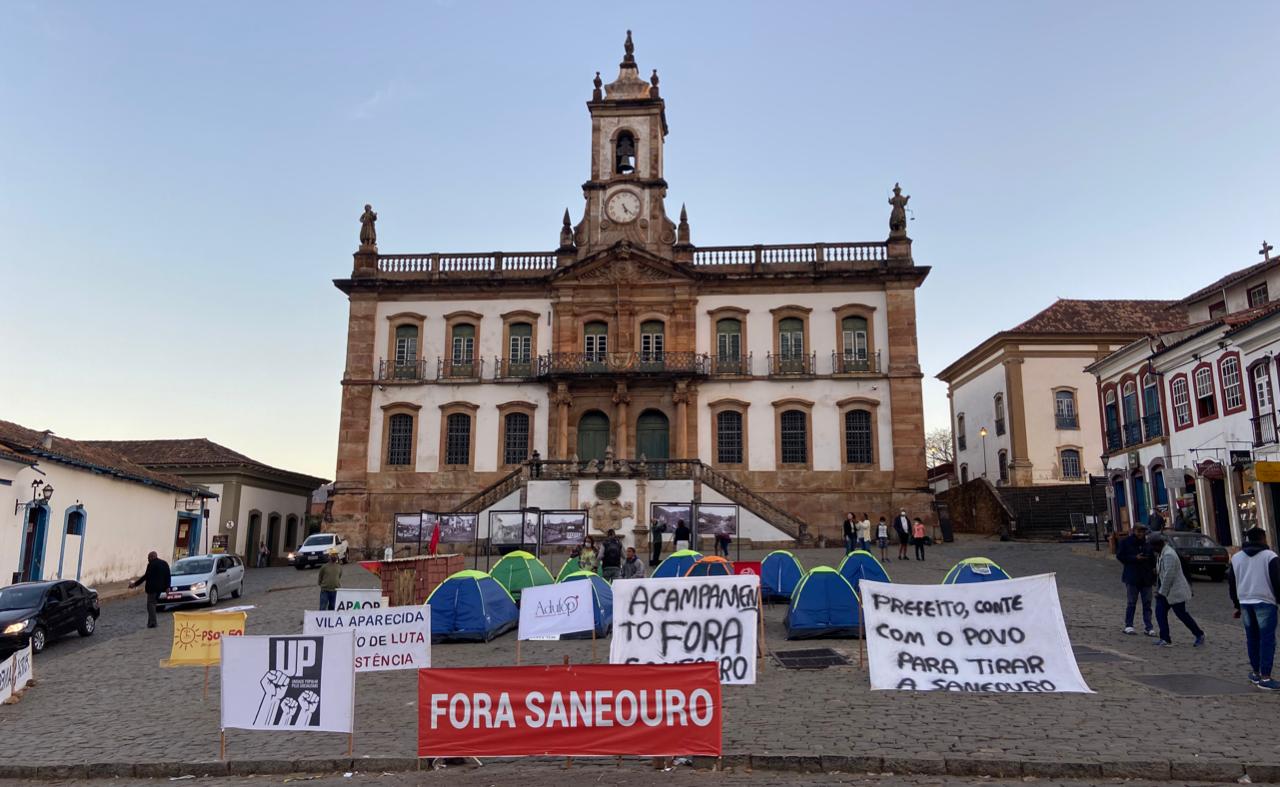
left=912, top=517, right=927, bottom=561
left=1151, top=534, right=1205, bottom=647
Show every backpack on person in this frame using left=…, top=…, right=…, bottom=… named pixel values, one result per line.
left=602, top=538, right=623, bottom=565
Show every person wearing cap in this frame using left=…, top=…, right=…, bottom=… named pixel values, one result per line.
left=1227, top=527, right=1280, bottom=689
left=1116, top=524, right=1155, bottom=635
left=128, top=550, right=171, bottom=628
left=318, top=551, right=342, bottom=610
left=1150, top=533, right=1205, bottom=648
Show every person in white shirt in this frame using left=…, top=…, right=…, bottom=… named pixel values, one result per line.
left=857, top=514, right=872, bottom=552
left=876, top=517, right=890, bottom=562
left=1228, top=527, right=1280, bottom=690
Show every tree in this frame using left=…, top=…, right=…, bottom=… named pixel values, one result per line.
left=925, top=428, right=954, bottom=469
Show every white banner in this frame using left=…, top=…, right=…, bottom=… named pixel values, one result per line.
left=220, top=633, right=356, bottom=732
left=518, top=583, right=594, bottom=640
left=334, top=589, right=388, bottom=611
left=861, top=574, right=1092, bottom=693
left=609, top=574, right=759, bottom=685
left=0, top=644, right=33, bottom=704
left=303, top=605, right=431, bottom=672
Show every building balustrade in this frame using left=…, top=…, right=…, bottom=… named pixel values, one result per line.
left=832, top=350, right=881, bottom=374
left=1105, top=427, right=1122, bottom=453
left=768, top=352, right=816, bottom=377
left=1122, top=422, right=1142, bottom=447
left=1142, top=413, right=1164, bottom=442
left=1055, top=413, right=1079, bottom=429
left=1253, top=413, right=1278, bottom=447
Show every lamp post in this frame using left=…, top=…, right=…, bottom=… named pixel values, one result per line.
left=979, top=427, right=989, bottom=479
left=1101, top=453, right=1112, bottom=543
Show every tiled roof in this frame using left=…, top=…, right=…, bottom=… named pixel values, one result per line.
left=0, top=420, right=205, bottom=494
left=1011, top=299, right=1187, bottom=334
left=1182, top=257, right=1280, bottom=305
left=0, top=444, right=36, bottom=466
left=85, top=438, right=328, bottom=488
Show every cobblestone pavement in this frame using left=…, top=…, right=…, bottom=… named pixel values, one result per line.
left=1, top=538, right=1275, bottom=781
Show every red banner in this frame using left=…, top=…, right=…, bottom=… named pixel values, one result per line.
left=418, top=663, right=721, bottom=757
left=733, top=561, right=762, bottom=578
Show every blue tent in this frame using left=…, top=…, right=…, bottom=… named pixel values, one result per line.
left=761, top=550, right=805, bottom=602
left=559, top=570, right=613, bottom=638
left=426, top=570, right=518, bottom=643
left=785, top=566, right=862, bottom=639
left=942, top=557, right=1011, bottom=584
left=836, top=550, right=891, bottom=596
left=651, top=549, right=702, bottom=578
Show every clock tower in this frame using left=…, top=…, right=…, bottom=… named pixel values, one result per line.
left=574, top=31, right=678, bottom=259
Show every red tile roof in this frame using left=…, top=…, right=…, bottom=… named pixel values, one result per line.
left=1011, top=299, right=1187, bottom=334
left=1182, top=257, right=1280, bottom=305
left=85, top=438, right=327, bottom=488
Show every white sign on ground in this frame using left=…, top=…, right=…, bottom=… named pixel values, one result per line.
left=303, top=605, right=430, bottom=672
left=610, top=574, right=759, bottom=685
left=220, top=633, right=355, bottom=732
left=861, top=574, right=1092, bottom=693
left=334, top=589, right=388, bottom=611
left=0, top=644, right=33, bottom=704
left=518, top=583, right=594, bottom=640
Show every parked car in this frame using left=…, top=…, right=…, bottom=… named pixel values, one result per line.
left=289, top=533, right=349, bottom=569
left=159, top=554, right=245, bottom=610
left=1166, top=532, right=1229, bottom=581
left=0, top=579, right=100, bottom=657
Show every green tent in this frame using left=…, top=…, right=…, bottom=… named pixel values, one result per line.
left=489, top=550, right=555, bottom=602
left=556, top=556, right=584, bottom=582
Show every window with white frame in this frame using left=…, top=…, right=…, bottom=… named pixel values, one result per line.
left=1254, top=363, right=1274, bottom=413
left=1060, top=448, right=1082, bottom=479
left=508, top=323, right=532, bottom=363
left=640, top=320, right=665, bottom=363
left=1221, top=356, right=1243, bottom=411
left=584, top=321, right=608, bottom=361
left=1171, top=377, right=1192, bottom=427
left=1249, top=282, right=1270, bottom=308
left=1194, top=367, right=1217, bottom=419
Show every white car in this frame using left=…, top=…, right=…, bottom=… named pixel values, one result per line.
left=289, top=533, right=349, bottom=569
left=160, top=554, right=245, bottom=609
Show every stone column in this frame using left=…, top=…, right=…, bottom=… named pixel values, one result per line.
left=613, top=382, right=631, bottom=459
left=1003, top=356, right=1033, bottom=485
left=673, top=381, right=690, bottom=459
left=553, top=383, right=572, bottom=459
left=884, top=282, right=927, bottom=489
left=332, top=293, right=378, bottom=553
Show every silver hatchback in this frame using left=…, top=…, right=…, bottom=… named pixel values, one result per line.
left=159, top=554, right=245, bottom=610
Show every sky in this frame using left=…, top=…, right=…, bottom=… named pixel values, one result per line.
left=2, top=2, right=1279, bottom=480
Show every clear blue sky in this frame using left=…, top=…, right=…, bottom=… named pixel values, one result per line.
left=3, top=2, right=1278, bottom=479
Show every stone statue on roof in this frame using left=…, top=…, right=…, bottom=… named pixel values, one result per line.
left=888, top=184, right=909, bottom=239
left=359, top=204, right=377, bottom=249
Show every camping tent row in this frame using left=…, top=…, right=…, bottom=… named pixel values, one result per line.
left=428, top=564, right=615, bottom=643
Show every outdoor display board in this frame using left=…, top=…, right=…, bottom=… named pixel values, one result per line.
left=610, top=574, right=760, bottom=685
left=695, top=503, right=738, bottom=536
left=417, top=663, right=722, bottom=757
left=160, top=609, right=247, bottom=667
left=439, top=513, right=478, bottom=544
left=489, top=511, right=526, bottom=546
left=394, top=513, right=424, bottom=544
left=303, top=605, right=431, bottom=672
left=220, top=633, right=356, bottom=732
left=539, top=511, right=587, bottom=546
left=0, top=644, right=33, bottom=704
left=650, top=503, right=693, bottom=535
left=518, top=583, right=594, bottom=640
left=861, top=575, right=1092, bottom=693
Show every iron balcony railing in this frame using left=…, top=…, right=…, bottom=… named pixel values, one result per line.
left=1123, top=422, right=1142, bottom=447
left=376, top=359, right=431, bottom=382
left=768, top=351, right=816, bottom=376
left=493, top=356, right=536, bottom=381
left=1253, top=413, right=1278, bottom=447
left=1105, top=427, right=1122, bottom=453
left=537, top=352, right=709, bottom=377
left=1055, top=413, right=1079, bottom=429
left=831, top=350, right=881, bottom=374
left=1142, top=413, right=1164, bottom=442
left=710, top=353, right=753, bottom=376
left=438, top=357, right=483, bottom=380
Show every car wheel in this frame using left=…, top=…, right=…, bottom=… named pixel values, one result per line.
left=208, top=586, right=219, bottom=607
left=78, top=612, right=96, bottom=637
left=341, top=553, right=348, bottom=564
left=231, top=584, right=241, bottom=599
left=30, top=625, right=47, bottom=654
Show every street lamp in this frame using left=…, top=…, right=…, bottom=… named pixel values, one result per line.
left=979, top=427, right=989, bottom=478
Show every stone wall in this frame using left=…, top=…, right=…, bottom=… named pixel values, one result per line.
left=936, top=479, right=1011, bottom=536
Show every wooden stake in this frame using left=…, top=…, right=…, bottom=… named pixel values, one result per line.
left=348, top=731, right=354, bottom=758
left=591, top=626, right=597, bottom=663
left=515, top=638, right=522, bottom=666
left=219, top=730, right=226, bottom=761
left=858, top=596, right=866, bottom=670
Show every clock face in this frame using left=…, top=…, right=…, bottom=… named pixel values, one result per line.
left=605, top=191, right=641, bottom=224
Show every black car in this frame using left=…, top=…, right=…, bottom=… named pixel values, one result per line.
left=0, top=580, right=100, bottom=658
left=1166, top=532, right=1230, bottom=581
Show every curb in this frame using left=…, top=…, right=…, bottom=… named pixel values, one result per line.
left=0, top=753, right=1270, bottom=783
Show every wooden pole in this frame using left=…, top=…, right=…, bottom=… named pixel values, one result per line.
left=516, top=638, right=522, bottom=666
left=563, top=655, right=572, bottom=770
left=858, top=595, right=866, bottom=670
left=219, top=730, right=226, bottom=761
left=348, top=731, right=354, bottom=758
left=591, top=626, right=597, bottom=663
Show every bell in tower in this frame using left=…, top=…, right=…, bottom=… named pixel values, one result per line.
left=615, top=131, right=636, bottom=175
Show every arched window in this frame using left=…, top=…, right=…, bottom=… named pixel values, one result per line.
left=841, top=316, right=869, bottom=371
left=285, top=515, right=299, bottom=551
left=1152, top=465, right=1168, bottom=507
left=956, top=413, right=967, bottom=451
left=960, top=464, right=969, bottom=483
left=394, top=324, right=419, bottom=378
left=997, top=449, right=1009, bottom=483
left=614, top=130, right=636, bottom=175
left=1221, top=356, right=1244, bottom=412
left=1141, top=373, right=1161, bottom=439
left=1194, top=366, right=1217, bottom=420
left=584, top=321, right=608, bottom=362
left=640, top=320, right=665, bottom=365
left=1055, top=390, right=1078, bottom=429
left=1060, top=449, right=1082, bottom=480
left=1122, top=382, right=1140, bottom=444
left=445, top=413, right=471, bottom=466
left=993, top=393, right=1006, bottom=436
left=1170, top=376, right=1192, bottom=427
left=387, top=413, right=414, bottom=466
left=779, top=410, right=808, bottom=465
left=1253, top=363, right=1274, bottom=413
left=844, top=409, right=874, bottom=465
left=716, top=411, right=743, bottom=465
left=503, top=412, right=531, bottom=466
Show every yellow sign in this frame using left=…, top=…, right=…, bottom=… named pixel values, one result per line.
left=159, top=610, right=247, bottom=667
left=1255, top=461, right=1280, bottom=484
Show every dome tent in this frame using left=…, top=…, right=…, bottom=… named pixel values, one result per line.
left=426, top=570, right=518, bottom=643
left=558, top=570, right=613, bottom=638
left=837, top=550, right=891, bottom=596
left=785, top=566, right=862, bottom=639
left=760, top=550, right=806, bottom=602
left=489, top=550, right=555, bottom=602
left=555, top=556, right=584, bottom=582
left=652, top=549, right=702, bottom=578
left=942, top=557, right=1011, bottom=584
left=685, top=555, right=732, bottom=577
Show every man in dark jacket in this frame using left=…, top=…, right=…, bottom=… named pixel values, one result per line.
left=600, top=530, right=624, bottom=581
left=1116, top=525, right=1155, bottom=636
left=842, top=514, right=856, bottom=554
left=128, top=551, right=171, bottom=628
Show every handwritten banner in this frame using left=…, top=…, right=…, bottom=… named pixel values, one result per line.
left=303, top=605, right=431, bottom=672
left=160, top=610, right=247, bottom=667
left=0, top=644, right=33, bottom=704
left=861, top=574, right=1092, bottom=693
left=609, top=575, right=759, bottom=685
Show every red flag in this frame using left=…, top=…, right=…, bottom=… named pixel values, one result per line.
left=428, top=520, right=441, bottom=555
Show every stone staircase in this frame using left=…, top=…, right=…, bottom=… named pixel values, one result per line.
left=998, top=481, right=1106, bottom=540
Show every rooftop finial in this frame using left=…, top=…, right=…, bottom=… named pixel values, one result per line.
left=650, top=69, right=659, bottom=87
left=679, top=203, right=687, bottom=223
left=622, top=29, right=635, bottom=66
left=1262, top=240, right=1274, bottom=262
left=592, top=71, right=603, bottom=101
left=562, top=208, right=572, bottom=228
left=559, top=208, right=575, bottom=250
left=676, top=203, right=690, bottom=246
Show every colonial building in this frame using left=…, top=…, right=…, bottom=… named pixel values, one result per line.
left=330, top=33, right=931, bottom=555
left=85, top=439, right=327, bottom=563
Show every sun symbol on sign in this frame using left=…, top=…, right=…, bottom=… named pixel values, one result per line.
left=175, top=622, right=201, bottom=650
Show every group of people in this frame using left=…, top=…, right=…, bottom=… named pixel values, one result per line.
left=1118, top=524, right=1280, bottom=690
left=842, top=510, right=929, bottom=563
left=572, top=529, right=645, bottom=580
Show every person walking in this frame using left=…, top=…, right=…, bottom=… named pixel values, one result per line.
left=1150, top=534, right=1205, bottom=648
left=128, top=550, right=171, bottom=628
left=318, top=551, right=342, bottom=610
left=716, top=530, right=732, bottom=558
left=649, top=519, right=666, bottom=568
left=1227, top=527, right=1280, bottom=689
left=912, top=517, right=927, bottom=561
left=1116, top=524, right=1156, bottom=636
left=842, top=513, right=856, bottom=554
left=578, top=536, right=599, bottom=574
left=876, top=517, right=890, bottom=563
left=257, top=541, right=270, bottom=568
left=893, top=509, right=911, bottom=561
left=857, top=514, right=872, bottom=552
left=600, top=530, right=624, bottom=581
left=621, top=546, right=645, bottom=579
left=674, top=519, right=691, bottom=552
